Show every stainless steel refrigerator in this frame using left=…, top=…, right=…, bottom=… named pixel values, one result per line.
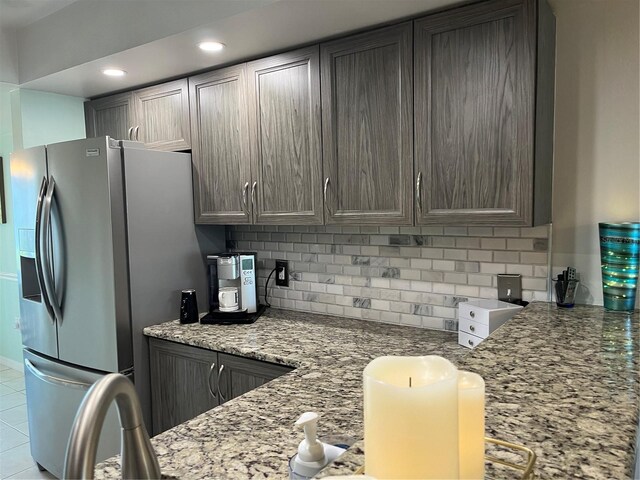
left=10, top=137, right=224, bottom=478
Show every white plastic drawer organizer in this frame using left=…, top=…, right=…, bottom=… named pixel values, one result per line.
left=458, top=299, right=523, bottom=349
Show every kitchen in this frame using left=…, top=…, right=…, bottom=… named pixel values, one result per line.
left=0, top=1, right=639, bottom=478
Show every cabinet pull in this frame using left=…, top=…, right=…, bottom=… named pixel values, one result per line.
left=242, top=182, right=250, bottom=213
left=251, top=181, right=257, bottom=210
left=416, top=172, right=423, bottom=216
left=468, top=339, right=474, bottom=347
left=323, top=177, right=331, bottom=215
left=134, top=125, right=140, bottom=141
left=217, top=364, right=226, bottom=402
left=127, top=127, right=133, bottom=141
left=207, top=362, right=217, bottom=399
left=470, top=311, right=475, bottom=318
left=469, top=324, right=475, bottom=332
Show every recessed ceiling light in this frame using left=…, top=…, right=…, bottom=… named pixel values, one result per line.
left=198, top=41, right=225, bottom=52
left=102, top=69, right=126, bottom=77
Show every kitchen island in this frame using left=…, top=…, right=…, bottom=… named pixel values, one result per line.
left=94, top=303, right=639, bottom=479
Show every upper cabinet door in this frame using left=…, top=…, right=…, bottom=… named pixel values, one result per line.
left=414, top=0, right=536, bottom=226
left=189, top=65, right=252, bottom=224
left=247, top=46, right=323, bottom=225
left=320, top=23, right=413, bottom=225
left=132, top=79, right=191, bottom=151
left=84, top=92, right=133, bottom=141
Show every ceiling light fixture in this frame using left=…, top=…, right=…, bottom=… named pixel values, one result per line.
left=102, top=69, right=126, bottom=77
left=198, top=41, right=225, bottom=52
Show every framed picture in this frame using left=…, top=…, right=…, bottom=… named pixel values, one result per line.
left=0, top=157, right=6, bottom=224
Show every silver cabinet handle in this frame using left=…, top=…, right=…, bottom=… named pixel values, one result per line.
left=127, top=127, right=133, bottom=140
left=468, top=339, right=474, bottom=347
left=207, top=362, right=217, bottom=399
left=242, top=182, right=250, bottom=213
left=134, top=125, right=140, bottom=141
left=35, top=177, right=55, bottom=323
left=25, top=359, right=91, bottom=390
left=470, top=311, right=475, bottom=318
left=251, top=181, right=257, bottom=211
left=416, top=172, right=423, bottom=216
left=217, top=364, right=226, bottom=402
left=323, top=177, right=331, bottom=215
left=470, top=325, right=475, bottom=332
left=42, top=177, right=63, bottom=324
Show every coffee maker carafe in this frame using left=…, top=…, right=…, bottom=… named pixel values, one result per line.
left=201, top=252, right=265, bottom=324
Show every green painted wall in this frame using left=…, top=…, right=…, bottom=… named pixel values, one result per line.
left=0, top=85, right=85, bottom=363
left=0, top=83, right=21, bottom=365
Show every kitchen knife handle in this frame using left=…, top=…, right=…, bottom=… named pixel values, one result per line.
left=242, top=182, right=250, bottom=214
left=217, top=364, right=226, bottom=402
left=323, top=177, right=331, bottom=216
left=25, top=359, right=91, bottom=391
left=207, top=362, right=217, bottom=399
left=416, top=172, right=423, bottom=217
left=35, top=177, right=55, bottom=323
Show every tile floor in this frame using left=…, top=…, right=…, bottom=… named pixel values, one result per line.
left=0, top=361, right=55, bottom=479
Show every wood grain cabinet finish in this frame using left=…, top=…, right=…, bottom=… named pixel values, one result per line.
left=149, top=338, right=219, bottom=435
left=414, top=0, right=554, bottom=226
left=320, top=23, right=414, bottom=225
left=217, top=352, right=293, bottom=402
left=132, top=79, right=191, bottom=151
left=84, top=92, right=133, bottom=141
left=247, top=46, right=323, bottom=225
left=189, top=65, right=252, bottom=224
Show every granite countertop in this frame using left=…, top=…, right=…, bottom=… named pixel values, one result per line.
left=94, top=303, right=639, bottom=479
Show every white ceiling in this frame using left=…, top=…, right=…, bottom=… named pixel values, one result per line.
left=0, top=0, right=77, bottom=28
left=6, top=0, right=462, bottom=98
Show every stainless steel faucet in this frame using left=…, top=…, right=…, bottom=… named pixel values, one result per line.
left=63, top=374, right=161, bottom=479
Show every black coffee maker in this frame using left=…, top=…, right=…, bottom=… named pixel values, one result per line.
left=201, top=252, right=265, bottom=324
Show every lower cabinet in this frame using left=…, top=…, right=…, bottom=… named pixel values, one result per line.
left=149, top=338, right=293, bottom=435
left=217, top=352, right=293, bottom=402
left=149, top=338, right=219, bottom=435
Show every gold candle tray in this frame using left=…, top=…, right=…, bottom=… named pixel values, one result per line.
left=353, top=436, right=537, bottom=480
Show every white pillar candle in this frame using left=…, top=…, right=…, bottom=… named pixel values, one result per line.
left=458, top=371, right=485, bottom=480
left=363, top=356, right=459, bottom=479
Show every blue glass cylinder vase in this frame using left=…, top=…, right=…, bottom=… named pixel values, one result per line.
left=599, top=222, right=640, bottom=311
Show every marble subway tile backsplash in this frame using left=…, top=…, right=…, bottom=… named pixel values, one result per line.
left=227, top=225, right=551, bottom=331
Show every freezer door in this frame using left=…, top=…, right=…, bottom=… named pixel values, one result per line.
left=23, top=349, right=122, bottom=479
left=10, top=147, right=59, bottom=359
left=45, top=137, right=132, bottom=372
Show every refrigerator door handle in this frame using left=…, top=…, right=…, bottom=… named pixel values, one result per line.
left=24, top=359, right=91, bottom=391
left=42, top=176, right=64, bottom=324
left=35, top=176, right=55, bottom=323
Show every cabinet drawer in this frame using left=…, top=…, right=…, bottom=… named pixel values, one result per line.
left=458, top=330, right=484, bottom=350
left=459, top=317, right=490, bottom=339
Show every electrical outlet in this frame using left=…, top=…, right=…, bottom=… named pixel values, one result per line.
left=497, top=274, right=522, bottom=303
left=275, top=260, right=289, bottom=287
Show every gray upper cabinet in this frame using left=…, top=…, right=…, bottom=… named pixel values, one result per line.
left=320, top=23, right=414, bottom=225
left=189, top=65, right=252, bottom=224
left=84, top=92, right=133, bottom=141
left=247, top=46, right=323, bottom=225
left=217, top=352, right=293, bottom=402
left=85, top=79, right=191, bottom=151
left=414, top=0, right=554, bottom=226
left=132, top=79, right=191, bottom=151
left=149, top=338, right=219, bottom=435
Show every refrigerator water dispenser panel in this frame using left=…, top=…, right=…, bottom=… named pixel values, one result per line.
left=19, top=256, right=42, bottom=302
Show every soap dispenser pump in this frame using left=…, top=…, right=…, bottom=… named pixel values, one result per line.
left=289, top=412, right=346, bottom=479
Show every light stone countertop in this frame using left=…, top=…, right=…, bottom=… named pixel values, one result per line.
left=94, top=303, right=639, bottom=479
